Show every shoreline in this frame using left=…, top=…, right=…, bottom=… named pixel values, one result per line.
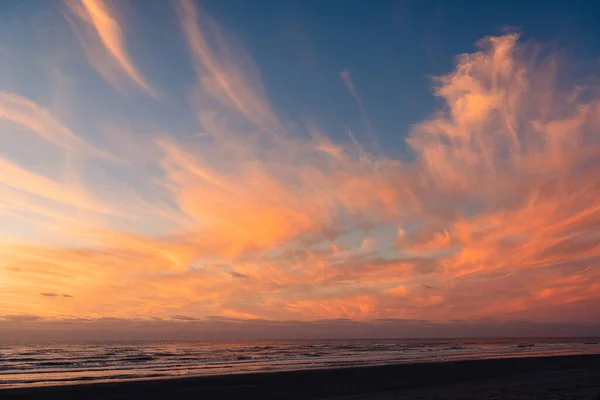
left=2, top=353, right=600, bottom=399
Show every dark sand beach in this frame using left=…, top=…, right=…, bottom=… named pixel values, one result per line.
left=2, top=354, right=599, bottom=400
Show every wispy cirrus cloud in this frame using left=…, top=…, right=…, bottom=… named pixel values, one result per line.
left=340, top=69, right=362, bottom=108
left=0, top=92, right=116, bottom=160
left=64, top=0, right=157, bottom=98
left=340, top=69, right=374, bottom=138
left=176, top=0, right=279, bottom=130
left=0, top=157, right=114, bottom=215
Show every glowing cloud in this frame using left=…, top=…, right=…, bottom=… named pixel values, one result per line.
left=64, top=0, right=157, bottom=97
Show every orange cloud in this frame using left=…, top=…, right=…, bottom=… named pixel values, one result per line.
left=0, top=158, right=113, bottom=215
left=386, top=284, right=408, bottom=297
left=64, top=0, right=156, bottom=97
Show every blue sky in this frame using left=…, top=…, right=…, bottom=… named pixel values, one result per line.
left=197, top=0, right=600, bottom=154
left=2, top=0, right=599, bottom=153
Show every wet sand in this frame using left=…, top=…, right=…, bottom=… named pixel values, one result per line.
left=2, top=354, right=600, bottom=399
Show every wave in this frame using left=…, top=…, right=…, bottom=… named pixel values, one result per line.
left=35, top=361, right=76, bottom=367
left=118, top=355, right=156, bottom=363
left=1, top=339, right=599, bottom=388
left=517, top=344, right=536, bottom=348
left=0, top=357, right=38, bottom=363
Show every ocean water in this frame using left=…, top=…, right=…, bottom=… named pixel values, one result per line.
left=1, top=338, right=599, bottom=388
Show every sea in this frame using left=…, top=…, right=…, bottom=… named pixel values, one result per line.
left=1, top=338, right=599, bottom=388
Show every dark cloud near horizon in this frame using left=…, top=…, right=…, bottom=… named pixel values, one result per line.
left=40, top=292, right=74, bottom=298
left=1, top=314, right=600, bottom=341
left=230, top=271, right=249, bottom=279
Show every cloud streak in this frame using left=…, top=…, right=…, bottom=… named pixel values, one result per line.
left=176, top=0, right=279, bottom=129
left=0, top=92, right=116, bottom=159
left=340, top=69, right=374, bottom=138
left=65, top=0, right=157, bottom=97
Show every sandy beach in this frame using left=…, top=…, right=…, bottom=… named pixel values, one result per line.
left=2, top=354, right=599, bottom=400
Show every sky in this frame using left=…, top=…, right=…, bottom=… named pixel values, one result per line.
left=1, top=0, right=600, bottom=339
